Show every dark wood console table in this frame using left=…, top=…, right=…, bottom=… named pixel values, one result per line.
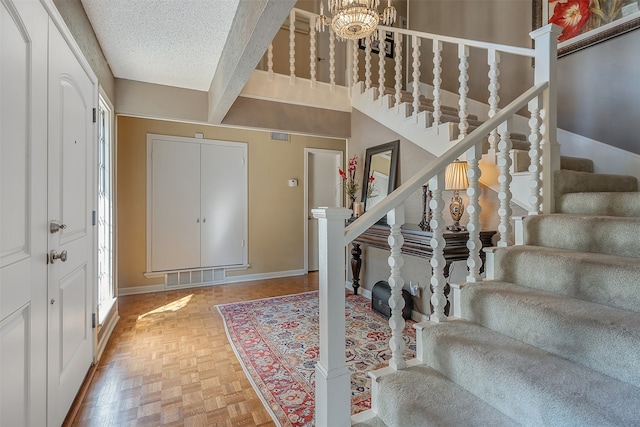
left=351, top=224, right=496, bottom=314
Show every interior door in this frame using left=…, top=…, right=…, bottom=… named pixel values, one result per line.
left=149, top=138, right=201, bottom=271
left=200, top=142, right=246, bottom=267
left=0, top=1, right=48, bottom=425
left=47, top=21, right=96, bottom=427
left=306, top=149, right=343, bottom=271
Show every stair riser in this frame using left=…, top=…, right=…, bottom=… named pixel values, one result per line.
left=461, top=282, right=640, bottom=388
left=558, top=192, right=640, bottom=217
left=493, top=247, right=640, bottom=313
left=523, top=215, right=640, bottom=258
left=420, top=322, right=640, bottom=426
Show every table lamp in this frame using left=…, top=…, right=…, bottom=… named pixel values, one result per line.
left=445, top=160, right=469, bottom=232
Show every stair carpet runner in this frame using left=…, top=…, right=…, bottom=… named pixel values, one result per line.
left=352, top=92, right=640, bottom=426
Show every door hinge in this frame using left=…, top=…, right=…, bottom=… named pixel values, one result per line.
left=92, top=210, right=97, bottom=226
left=92, top=313, right=96, bottom=328
left=92, top=108, right=97, bottom=123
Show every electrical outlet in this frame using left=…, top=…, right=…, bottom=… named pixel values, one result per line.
left=409, top=282, right=421, bottom=297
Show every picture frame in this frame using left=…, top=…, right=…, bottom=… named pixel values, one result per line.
left=533, top=0, right=640, bottom=57
left=358, top=31, right=395, bottom=58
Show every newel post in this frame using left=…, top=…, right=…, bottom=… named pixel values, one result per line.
left=311, top=207, right=352, bottom=427
left=530, top=24, right=562, bottom=214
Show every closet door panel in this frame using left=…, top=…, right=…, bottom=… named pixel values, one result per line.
left=150, top=140, right=200, bottom=271
left=200, top=144, right=245, bottom=267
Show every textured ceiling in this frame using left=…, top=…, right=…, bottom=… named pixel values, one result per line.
left=81, top=0, right=241, bottom=91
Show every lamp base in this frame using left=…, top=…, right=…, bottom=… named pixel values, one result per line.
left=448, top=191, right=465, bottom=232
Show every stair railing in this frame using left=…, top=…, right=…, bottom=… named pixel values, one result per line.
left=312, top=23, right=561, bottom=427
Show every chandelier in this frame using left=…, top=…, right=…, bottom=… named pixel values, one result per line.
left=316, top=0, right=397, bottom=40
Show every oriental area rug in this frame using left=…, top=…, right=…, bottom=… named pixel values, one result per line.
left=217, top=291, right=416, bottom=427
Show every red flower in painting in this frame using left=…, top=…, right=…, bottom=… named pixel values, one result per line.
left=549, top=0, right=590, bottom=42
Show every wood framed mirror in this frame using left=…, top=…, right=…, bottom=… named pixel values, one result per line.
left=361, top=140, right=400, bottom=215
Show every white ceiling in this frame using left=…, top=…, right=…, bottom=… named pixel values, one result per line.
left=81, top=0, right=241, bottom=91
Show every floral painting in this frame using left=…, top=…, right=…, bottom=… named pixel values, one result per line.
left=535, top=0, right=640, bottom=56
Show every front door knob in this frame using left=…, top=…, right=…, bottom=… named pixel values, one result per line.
left=50, top=249, right=68, bottom=263
left=50, top=220, right=67, bottom=234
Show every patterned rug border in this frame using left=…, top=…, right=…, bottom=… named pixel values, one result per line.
left=216, top=290, right=416, bottom=427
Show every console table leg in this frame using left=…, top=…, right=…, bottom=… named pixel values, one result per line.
left=351, top=243, right=362, bottom=295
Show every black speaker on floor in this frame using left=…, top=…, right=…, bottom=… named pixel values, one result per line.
left=371, top=280, right=413, bottom=320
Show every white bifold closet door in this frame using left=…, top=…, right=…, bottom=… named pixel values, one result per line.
left=148, top=135, right=247, bottom=272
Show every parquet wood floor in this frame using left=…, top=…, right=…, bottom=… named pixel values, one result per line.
left=68, top=274, right=319, bottom=427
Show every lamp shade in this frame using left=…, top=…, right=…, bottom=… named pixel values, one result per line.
left=445, top=160, right=469, bottom=191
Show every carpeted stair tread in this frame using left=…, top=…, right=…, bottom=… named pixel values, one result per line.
left=492, top=245, right=640, bottom=313
left=560, top=156, right=594, bottom=173
left=374, top=365, right=518, bottom=427
left=352, top=415, right=389, bottom=427
left=558, top=191, right=640, bottom=217
left=421, top=320, right=640, bottom=426
left=461, top=280, right=640, bottom=388
left=523, top=214, right=640, bottom=258
left=554, top=169, right=638, bottom=208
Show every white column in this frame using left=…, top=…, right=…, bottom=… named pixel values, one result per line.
left=387, top=206, right=406, bottom=370
left=465, top=144, right=482, bottom=282
left=289, top=9, right=296, bottom=85
left=457, top=44, right=469, bottom=139
left=411, top=35, right=421, bottom=118
left=329, top=28, right=336, bottom=90
left=497, top=118, right=513, bottom=247
left=487, top=49, right=500, bottom=155
left=530, top=24, right=561, bottom=213
left=365, top=36, right=372, bottom=90
left=310, top=21, right=317, bottom=88
left=394, top=31, right=403, bottom=107
left=429, top=172, right=447, bottom=322
left=528, top=95, right=543, bottom=215
left=378, top=29, right=386, bottom=99
left=312, top=207, right=352, bottom=427
left=432, top=39, right=443, bottom=126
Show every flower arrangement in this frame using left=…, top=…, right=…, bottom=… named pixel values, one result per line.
left=366, top=174, right=378, bottom=199
left=338, top=155, right=360, bottom=202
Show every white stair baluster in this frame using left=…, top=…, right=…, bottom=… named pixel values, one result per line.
left=329, top=28, right=336, bottom=90
left=457, top=44, right=469, bottom=138
left=310, top=19, right=317, bottom=88
left=412, top=35, right=421, bottom=118
left=432, top=39, right=443, bottom=126
left=394, top=30, right=403, bottom=107
left=487, top=49, right=501, bottom=154
left=387, top=206, right=406, bottom=370
left=528, top=95, right=543, bottom=214
left=429, top=172, right=447, bottom=322
left=465, top=144, right=482, bottom=282
left=378, top=29, right=386, bottom=99
left=497, top=118, right=514, bottom=247
left=365, top=35, right=372, bottom=90
left=289, top=9, right=295, bottom=85
left=267, top=43, right=274, bottom=81
left=352, top=39, right=360, bottom=91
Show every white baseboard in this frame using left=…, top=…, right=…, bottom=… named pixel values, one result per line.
left=118, top=269, right=307, bottom=296
left=558, top=128, right=640, bottom=182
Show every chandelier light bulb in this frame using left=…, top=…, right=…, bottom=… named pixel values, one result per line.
left=317, top=0, right=396, bottom=40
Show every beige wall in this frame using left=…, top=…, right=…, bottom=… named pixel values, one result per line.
left=117, top=116, right=345, bottom=290
left=408, top=0, right=534, bottom=107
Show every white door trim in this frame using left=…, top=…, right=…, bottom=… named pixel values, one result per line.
left=304, top=148, right=344, bottom=273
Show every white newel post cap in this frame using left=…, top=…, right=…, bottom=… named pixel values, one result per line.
left=312, top=206, right=353, bottom=220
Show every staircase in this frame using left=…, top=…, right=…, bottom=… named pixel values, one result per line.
left=355, top=165, right=640, bottom=426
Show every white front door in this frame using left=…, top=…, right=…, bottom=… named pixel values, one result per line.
left=305, top=149, right=343, bottom=272
left=46, top=21, right=96, bottom=427
left=0, top=1, right=48, bottom=425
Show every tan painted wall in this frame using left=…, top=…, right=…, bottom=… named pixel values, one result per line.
left=117, top=116, right=345, bottom=290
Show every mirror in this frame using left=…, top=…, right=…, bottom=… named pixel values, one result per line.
left=361, top=140, right=399, bottom=214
